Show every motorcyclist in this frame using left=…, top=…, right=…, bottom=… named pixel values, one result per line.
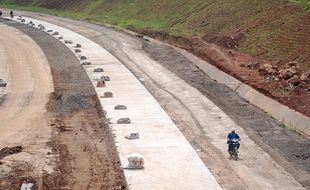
left=0, top=10, right=2, bottom=16
left=10, top=10, right=14, bottom=18
left=227, top=128, right=240, bottom=152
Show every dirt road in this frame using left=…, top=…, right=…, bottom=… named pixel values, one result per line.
left=0, top=22, right=54, bottom=188
left=0, top=19, right=127, bottom=189
left=18, top=13, right=310, bottom=189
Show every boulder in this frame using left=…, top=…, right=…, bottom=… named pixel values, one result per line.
left=278, top=68, right=297, bottom=80
left=80, top=55, right=87, bottom=60
left=64, top=40, right=73, bottom=44
left=288, top=75, right=301, bottom=86
left=259, top=64, right=277, bottom=75
left=114, top=105, right=127, bottom=110
left=74, top=48, right=81, bottom=53
left=117, top=118, right=131, bottom=124
left=94, top=68, right=104, bottom=72
left=81, top=61, right=91, bottom=65
left=126, top=153, right=144, bottom=169
left=300, top=74, right=309, bottom=81
left=101, top=75, right=111, bottom=81
left=97, top=80, right=106, bottom=87
left=247, top=61, right=260, bottom=69
left=125, top=132, right=140, bottom=140
left=103, top=91, right=113, bottom=98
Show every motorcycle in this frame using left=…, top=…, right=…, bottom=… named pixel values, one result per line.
left=228, top=138, right=239, bottom=160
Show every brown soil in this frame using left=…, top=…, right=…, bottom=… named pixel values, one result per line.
left=12, top=12, right=310, bottom=188
left=1, top=19, right=127, bottom=189
left=135, top=28, right=310, bottom=118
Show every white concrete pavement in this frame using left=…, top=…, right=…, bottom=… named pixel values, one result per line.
left=10, top=16, right=222, bottom=189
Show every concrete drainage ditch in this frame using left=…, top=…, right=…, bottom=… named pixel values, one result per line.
left=9, top=16, right=223, bottom=189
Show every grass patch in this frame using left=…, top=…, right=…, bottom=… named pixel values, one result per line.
left=289, top=0, right=310, bottom=11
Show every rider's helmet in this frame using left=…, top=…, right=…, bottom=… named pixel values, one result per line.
left=231, top=128, right=236, bottom=132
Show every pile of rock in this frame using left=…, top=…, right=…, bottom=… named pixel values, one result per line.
left=258, top=61, right=309, bottom=86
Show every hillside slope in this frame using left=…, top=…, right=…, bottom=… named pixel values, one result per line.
left=1, top=0, right=309, bottom=69
left=1, top=0, right=310, bottom=118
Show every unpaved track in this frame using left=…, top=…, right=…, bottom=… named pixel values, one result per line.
left=0, top=22, right=54, bottom=188
left=0, top=19, right=127, bottom=189
left=10, top=12, right=310, bottom=189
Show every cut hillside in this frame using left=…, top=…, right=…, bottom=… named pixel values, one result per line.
left=1, top=0, right=310, bottom=118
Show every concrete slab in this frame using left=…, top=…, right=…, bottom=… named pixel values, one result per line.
left=11, top=17, right=222, bottom=190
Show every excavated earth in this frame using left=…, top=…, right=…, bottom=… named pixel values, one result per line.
left=0, top=18, right=127, bottom=190
left=0, top=11, right=310, bottom=189
left=137, top=29, right=310, bottom=118
left=17, top=14, right=310, bottom=188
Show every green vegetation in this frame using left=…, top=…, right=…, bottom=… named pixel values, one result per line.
left=0, top=0, right=309, bottom=69
left=289, top=0, right=310, bottom=11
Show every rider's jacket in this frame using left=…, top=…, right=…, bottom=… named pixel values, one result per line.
left=227, top=132, right=240, bottom=141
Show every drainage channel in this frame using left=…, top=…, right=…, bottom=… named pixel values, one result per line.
left=9, top=16, right=222, bottom=189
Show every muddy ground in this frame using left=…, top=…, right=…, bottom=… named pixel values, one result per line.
left=0, top=19, right=127, bottom=190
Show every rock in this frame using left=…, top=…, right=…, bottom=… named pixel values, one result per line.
left=0, top=79, right=7, bottom=87
left=64, top=40, right=73, bottom=44
left=114, top=105, right=127, bottom=110
left=97, top=80, right=106, bottom=88
left=247, top=61, right=260, bottom=69
left=75, top=43, right=82, bottom=48
left=135, top=34, right=144, bottom=38
left=288, top=75, right=301, bottom=86
left=46, top=28, right=53, bottom=33
left=81, top=61, right=91, bottom=65
left=259, top=64, right=277, bottom=75
left=278, top=68, right=297, bottom=80
left=300, top=74, right=309, bottom=81
left=52, top=31, right=59, bottom=36
left=101, top=75, right=111, bottom=81
left=117, top=118, right=131, bottom=124
left=94, top=68, right=104, bottom=72
left=125, top=132, right=140, bottom=140
left=126, top=153, right=144, bottom=169
left=282, top=61, right=301, bottom=75
left=21, top=19, right=25, bottom=23
left=102, top=91, right=113, bottom=98
left=80, top=56, right=87, bottom=60
left=287, top=61, right=299, bottom=68
left=58, top=36, right=63, bottom=40
left=74, top=48, right=81, bottom=53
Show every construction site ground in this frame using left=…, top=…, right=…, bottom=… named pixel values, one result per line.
left=0, top=18, right=127, bottom=190
left=0, top=11, right=309, bottom=190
